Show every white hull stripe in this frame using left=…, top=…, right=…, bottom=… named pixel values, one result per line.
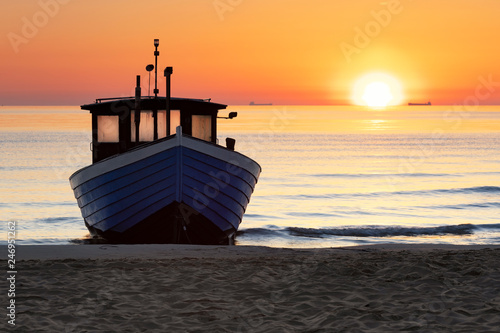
left=70, top=132, right=260, bottom=188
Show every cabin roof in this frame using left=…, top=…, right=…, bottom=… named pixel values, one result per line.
left=81, top=97, right=227, bottom=113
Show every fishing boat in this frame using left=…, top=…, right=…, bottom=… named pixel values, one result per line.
left=69, top=40, right=261, bottom=245
left=408, top=101, right=431, bottom=106
left=249, top=101, right=273, bottom=106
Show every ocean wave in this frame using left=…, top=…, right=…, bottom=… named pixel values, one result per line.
left=308, top=171, right=500, bottom=179
left=237, top=228, right=281, bottom=237
left=262, top=186, right=500, bottom=201
left=308, top=173, right=454, bottom=178
left=238, top=224, right=487, bottom=239
left=38, top=217, right=82, bottom=224
left=243, top=214, right=279, bottom=220
left=286, top=212, right=343, bottom=218
left=424, top=202, right=500, bottom=210
left=387, top=186, right=500, bottom=197
left=457, top=186, right=500, bottom=193
left=475, top=223, right=500, bottom=231
left=286, top=224, right=477, bottom=238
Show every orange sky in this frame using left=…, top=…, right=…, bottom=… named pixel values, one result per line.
left=1, top=0, right=500, bottom=105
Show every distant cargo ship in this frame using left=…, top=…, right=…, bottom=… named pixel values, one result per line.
left=249, top=101, right=273, bottom=106
left=408, top=101, right=431, bottom=106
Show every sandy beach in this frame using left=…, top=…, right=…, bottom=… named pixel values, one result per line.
left=3, top=244, right=500, bottom=332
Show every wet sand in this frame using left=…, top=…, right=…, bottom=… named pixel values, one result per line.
left=4, top=244, right=500, bottom=332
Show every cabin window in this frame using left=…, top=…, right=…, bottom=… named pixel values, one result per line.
left=170, top=110, right=180, bottom=134
left=130, top=110, right=181, bottom=141
left=157, top=111, right=167, bottom=138
left=131, top=111, right=154, bottom=142
left=97, top=116, right=119, bottom=143
left=192, top=115, right=212, bottom=141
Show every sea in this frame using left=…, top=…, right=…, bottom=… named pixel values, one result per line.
left=1, top=105, right=500, bottom=248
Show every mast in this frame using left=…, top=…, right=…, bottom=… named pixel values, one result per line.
left=154, top=39, right=159, bottom=98
left=153, top=39, right=159, bottom=140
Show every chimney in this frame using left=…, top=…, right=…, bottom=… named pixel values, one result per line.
left=164, top=66, right=173, bottom=135
left=135, top=75, right=141, bottom=143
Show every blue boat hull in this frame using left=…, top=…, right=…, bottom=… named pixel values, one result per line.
left=69, top=132, right=260, bottom=244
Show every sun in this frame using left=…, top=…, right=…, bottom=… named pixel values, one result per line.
left=352, top=73, right=404, bottom=108
left=362, top=81, right=393, bottom=107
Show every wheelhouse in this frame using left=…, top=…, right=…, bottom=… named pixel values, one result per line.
left=82, top=97, right=227, bottom=163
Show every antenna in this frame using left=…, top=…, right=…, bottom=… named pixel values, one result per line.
left=153, top=39, right=159, bottom=98
left=146, top=64, right=154, bottom=97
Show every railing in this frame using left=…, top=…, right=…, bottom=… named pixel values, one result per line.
left=95, top=96, right=213, bottom=103
left=95, top=96, right=135, bottom=103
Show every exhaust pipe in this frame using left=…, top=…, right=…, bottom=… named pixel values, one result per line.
left=164, top=66, right=173, bottom=136
left=135, top=75, right=141, bottom=143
